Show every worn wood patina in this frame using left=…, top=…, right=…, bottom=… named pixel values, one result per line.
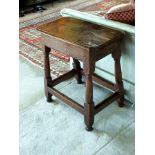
left=37, top=17, right=124, bottom=131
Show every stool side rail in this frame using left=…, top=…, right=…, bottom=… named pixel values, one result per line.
left=49, top=69, right=76, bottom=87
left=48, top=87, right=84, bottom=114
left=94, top=92, right=119, bottom=114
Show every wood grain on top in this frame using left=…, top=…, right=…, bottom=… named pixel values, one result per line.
left=37, top=17, right=123, bottom=48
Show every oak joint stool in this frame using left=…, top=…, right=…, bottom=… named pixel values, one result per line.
left=37, top=17, right=124, bottom=131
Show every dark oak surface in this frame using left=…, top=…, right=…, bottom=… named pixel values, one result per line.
left=37, top=17, right=123, bottom=49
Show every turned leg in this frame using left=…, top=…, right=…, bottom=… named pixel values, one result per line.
left=83, top=59, right=95, bottom=131
left=112, top=51, right=124, bottom=107
left=72, top=58, right=83, bottom=84
left=44, top=45, right=52, bottom=102
left=84, top=74, right=94, bottom=131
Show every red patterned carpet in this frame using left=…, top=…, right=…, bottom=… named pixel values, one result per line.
left=97, top=0, right=129, bottom=11
left=19, top=0, right=128, bottom=78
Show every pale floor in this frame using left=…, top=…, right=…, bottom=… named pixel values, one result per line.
left=19, top=57, right=135, bottom=155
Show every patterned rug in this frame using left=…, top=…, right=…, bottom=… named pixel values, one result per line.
left=19, top=0, right=129, bottom=78
left=97, top=0, right=129, bottom=11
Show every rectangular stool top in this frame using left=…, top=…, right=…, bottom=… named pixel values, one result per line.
left=37, top=17, right=123, bottom=49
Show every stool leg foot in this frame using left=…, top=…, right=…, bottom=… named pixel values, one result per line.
left=84, top=74, right=94, bottom=132
left=84, top=102, right=94, bottom=132
left=84, top=102, right=94, bottom=131
left=73, top=58, right=83, bottom=84
left=116, top=82, right=124, bottom=107
left=85, top=126, right=93, bottom=131
left=117, top=95, right=124, bottom=107
left=77, top=79, right=83, bottom=84
left=46, top=93, right=52, bottom=102
left=115, top=82, right=124, bottom=107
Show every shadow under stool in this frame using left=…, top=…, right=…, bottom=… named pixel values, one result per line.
left=37, top=17, right=124, bottom=131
